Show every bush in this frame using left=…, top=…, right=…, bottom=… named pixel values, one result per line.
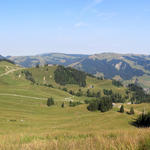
left=47, top=97, right=54, bottom=106
left=120, top=105, right=124, bottom=113
left=132, top=112, right=150, bottom=127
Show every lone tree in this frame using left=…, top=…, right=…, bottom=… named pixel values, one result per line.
left=120, top=105, right=124, bottom=113
left=47, top=97, right=54, bottom=106
left=61, top=102, right=65, bottom=108
left=130, top=107, right=135, bottom=115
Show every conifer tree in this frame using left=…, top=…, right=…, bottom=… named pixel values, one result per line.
left=120, top=105, right=124, bottom=113
left=61, top=102, right=65, bottom=108
left=47, top=97, right=54, bottom=106
left=130, top=107, right=135, bottom=115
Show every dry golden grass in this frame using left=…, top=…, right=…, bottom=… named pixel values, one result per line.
left=0, top=129, right=150, bottom=150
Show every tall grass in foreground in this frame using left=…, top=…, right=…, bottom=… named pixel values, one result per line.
left=0, top=129, right=150, bottom=150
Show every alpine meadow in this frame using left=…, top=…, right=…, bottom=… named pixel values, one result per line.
left=1, top=0, right=150, bottom=150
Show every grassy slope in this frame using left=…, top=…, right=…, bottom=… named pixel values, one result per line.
left=0, top=61, right=150, bottom=149
left=27, top=65, right=127, bottom=97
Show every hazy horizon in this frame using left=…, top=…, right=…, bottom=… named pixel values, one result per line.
left=1, top=51, right=150, bottom=57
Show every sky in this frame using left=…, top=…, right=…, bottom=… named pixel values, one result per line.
left=0, top=0, right=150, bottom=56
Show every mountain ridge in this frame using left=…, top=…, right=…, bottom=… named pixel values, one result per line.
left=7, top=52, right=150, bottom=88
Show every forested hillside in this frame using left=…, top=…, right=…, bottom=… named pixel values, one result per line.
left=8, top=53, right=150, bottom=88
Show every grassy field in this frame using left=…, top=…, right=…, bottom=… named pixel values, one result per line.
left=0, top=94, right=150, bottom=150
left=0, top=61, right=150, bottom=150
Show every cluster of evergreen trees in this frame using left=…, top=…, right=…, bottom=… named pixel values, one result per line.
left=54, top=66, right=86, bottom=87
left=103, top=89, right=125, bottom=103
left=119, top=105, right=134, bottom=115
left=67, top=89, right=83, bottom=97
left=87, top=97, right=112, bottom=112
left=127, top=84, right=150, bottom=103
left=67, top=89, right=101, bottom=98
left=86, top=89, right=101, bottom=98
left=112, top=80, right=123, bottom=87
left=22, top=70, right=35, bottom=83
left=103, top=89, right=112, bottom=96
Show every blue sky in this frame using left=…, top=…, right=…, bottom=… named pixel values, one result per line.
left=0, top=0, right=150, bottom=56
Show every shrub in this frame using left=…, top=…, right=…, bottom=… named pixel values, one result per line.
left=120, top=105, right=124, bottom=113
left=132, top=112, right=150, bottom=127
left=47, top=97, right=54, bottom=106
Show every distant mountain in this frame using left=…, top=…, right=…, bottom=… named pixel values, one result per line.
left=8, top=52, right=150, bottom=88
left=7, top=53, right=88, bottom=67
left=0, top=55, right=5, bottom=59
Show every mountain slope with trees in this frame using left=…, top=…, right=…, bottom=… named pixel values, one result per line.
left=7, top=53, right=150, bottom=88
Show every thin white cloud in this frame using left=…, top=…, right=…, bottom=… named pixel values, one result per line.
left=98, top=12, right=117, bottom=20
left=80, top=0, right=104, bottom=16
left=74, top=22, right=88, bottom=28
left=74, top=0, right=104, bottom=28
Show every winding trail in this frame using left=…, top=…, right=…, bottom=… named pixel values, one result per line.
left=0, top=93, right=77, bottom=102
left=0, top=93, right=47, bottom=100
left=0, top=68, right=22, bottom=77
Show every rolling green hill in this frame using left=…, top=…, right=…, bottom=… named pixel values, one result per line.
left=0, top=60, right=150, bottom=149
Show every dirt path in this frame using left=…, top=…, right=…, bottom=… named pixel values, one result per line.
left=0, top=93, right=47, bottom=100
left=0, top=68, right=22, bottom=77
